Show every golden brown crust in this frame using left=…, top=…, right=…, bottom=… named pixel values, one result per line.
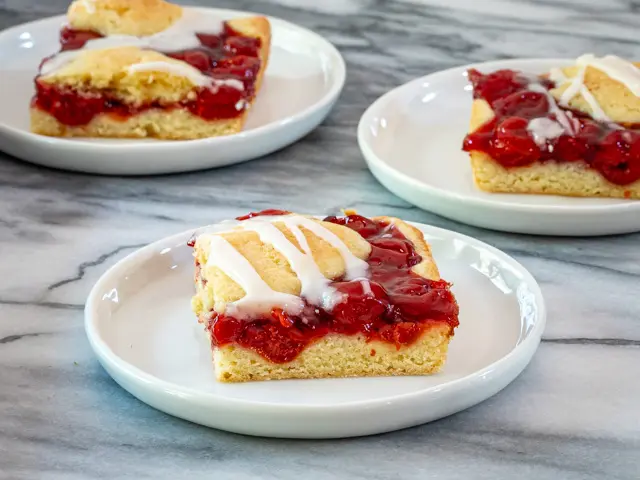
left=212, top=327, right=453, bottom=382
left=467, top=99, right=640, bottom=198
left=38, top=47, right=204, bottom=105
left=193, top=216, right=372, bottom=315
left=30, top=107, right=245, bottom=140
left=68, top=0, right=183, bottom=37
left=550, top=64, right=640, bottom=125
left=470, top=150, right=640, bottom=198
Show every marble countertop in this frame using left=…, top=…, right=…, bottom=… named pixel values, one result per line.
left=1, top=0, right=639, bottom=478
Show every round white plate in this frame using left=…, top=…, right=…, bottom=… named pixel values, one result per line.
left=358, top=58, right=640, bottom=236
left=0, top=8, right=345, bottom=175
left=85, top=220, right=545, bottom=439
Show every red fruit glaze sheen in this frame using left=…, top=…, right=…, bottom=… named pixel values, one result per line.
left=235, top=209, right=291, bottom=220
left=204, top=213, right=459, bottom=364
left=463, top=68, right=640, bottom=185
left=32, top=23, right=262, bottom=125
left=59, top=26, right=102, bottom=51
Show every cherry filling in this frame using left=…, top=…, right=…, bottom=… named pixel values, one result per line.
left=201, top=212, right=459, bottom=364
left=236, top=209, right=292, bottom=221
left=462, top=68, right=640, bottom=186
left=32, top=24, right=262, bottom=125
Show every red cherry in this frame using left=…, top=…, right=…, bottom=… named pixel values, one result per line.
left=196, top=33, right=222, bottom=49
left=467, top=68, right=528, bottom=105
left=59, top=26, right=102, bottom=51
left=168, top=50, right=212, bottom=73
left=551, top=118, right=603, bottom=162
left=491, top=117, right=541, bottom=167
left=186, top=86, right=244, bottom=119
left=463, top=118, right=496, bottom=153
left=214, top=56, right=260, bottom=78
left=224, top=36, right=260, bottom=57
left=493, top=91, right=549, bottom=118
left=34, top=82, right=105, bottom=126
left=592, top=131, right=640, bottom=185
left=553, top=135, right=588, bottom=162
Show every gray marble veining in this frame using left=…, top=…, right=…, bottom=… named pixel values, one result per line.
left=1, top=0, right=639, bottom=478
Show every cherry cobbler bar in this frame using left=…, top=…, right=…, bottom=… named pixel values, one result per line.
left=31, top=0, right=271, bottom=140
left=190, top=210, right=459, bottom=383
left=463, top=54, right=640, bottom=198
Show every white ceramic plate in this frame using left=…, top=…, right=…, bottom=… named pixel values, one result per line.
left=358, top=59, right=640, bottom=236
left=0, top=8, right=345, bottom=175
left=85, top=220, right=545, bottom=439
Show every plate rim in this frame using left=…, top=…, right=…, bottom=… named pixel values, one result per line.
left=0, top=7, right=346, bottom=149
left=358, top=57, right=640, bottom=215
left=84, top=219, right=547, bottom=412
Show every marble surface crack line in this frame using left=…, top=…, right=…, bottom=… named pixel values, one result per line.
left=0, top=299, right=83, bottom=310
left=0, top=332, right=44, bottom=344
left=542, top=337, right=640, bottom=347
left=47, top=244, right=146, bottom=291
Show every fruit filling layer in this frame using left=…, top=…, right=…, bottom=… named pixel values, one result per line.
left=462, top=68, right=640, bottom=185
left=32, top=24, right=262, bottom=126
left=199, top=212, right=459, bottom=364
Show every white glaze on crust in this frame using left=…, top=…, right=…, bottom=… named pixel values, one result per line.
left=127, top=61, right=244, bottom=90
left=577, top=54, right=640, bottom=96
left=40, top=8, right=236, bottom=90
left=202, top=215, right=370, bottom=318
left=206, top=235, right=305, bottom=318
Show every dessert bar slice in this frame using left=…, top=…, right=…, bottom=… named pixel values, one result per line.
left=30, top=0, right=271, bottom=140
left=191, top=210, right=459, bottom=383
left=463, top=54, right=640, bottom=198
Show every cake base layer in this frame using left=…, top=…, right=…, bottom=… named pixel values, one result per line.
left=470, top=151, right=640, bottom=199
left=30, top=107, right=245, bottom=140
left=212, top=326, right=453, bottom=383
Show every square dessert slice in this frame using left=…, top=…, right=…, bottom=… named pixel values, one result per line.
left=30, top=0, right=271, bottom=140
left=462, top=54, right=640, bottom=198
left=191, top=210, right=459, bottom=383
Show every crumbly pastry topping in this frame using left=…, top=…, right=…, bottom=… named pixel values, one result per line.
left=68, top=0, right=183, bottom=37
left=38, top=47, right=220, bottom=104
left=194, top=214, right=372, bottom=317
left=550, top=55, right=640, bottom=125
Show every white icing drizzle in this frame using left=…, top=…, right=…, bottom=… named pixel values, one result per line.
left=527, top=117, right=565, bottom=147
left=238, top=218, right=338, bottom=308
left=39, top=9, right=241, bottom=91
left=359, top=279, right=373, bottom=297
left=279, top=216, right=369, bottom=280
left=580, top=86, right=611, bottom=122
left=560, top=65, right=586, bottom=105
left=204, top=215, right=370, bottom=318
left=128, top=61, right=244, bottom=90
left=577, top=53, right=640, bottom=96
left=548, top=54, right=640, bottom=124
left=548, top=67, right=566, bottom=85
left=206, top=235, right=304, bottom=318
left=553, top=64, right=612, bottom=122
left=527, top=82, right=578, bottom=135
left=520, top=54, right=637, bottom=150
